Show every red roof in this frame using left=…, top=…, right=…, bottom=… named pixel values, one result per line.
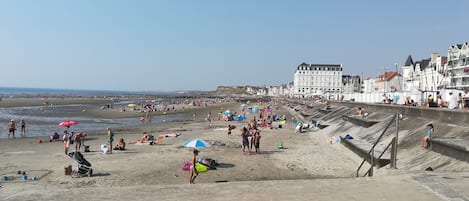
left=377, top=71, right=400, bottom=81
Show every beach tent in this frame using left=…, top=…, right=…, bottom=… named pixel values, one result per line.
left=233, top=115, right=247, bottom=121
left=251, top=107, right=259, bottom=113
left=222, top=110, right=232, bottom=116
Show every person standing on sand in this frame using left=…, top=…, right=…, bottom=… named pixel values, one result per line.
left=107, top=128, right=115, bottom=154
left=193, top=113, right=196, bottom=121
left=8, top=119, right=16, bottom=139
left=239, top=127, right=249, bottom=154
left=189, top=149, right=199, bottom=184
left=207, top=112, right=212, bottom=128
left=63, top=130, right=70, bottom=155
left=254, top=129, right=261, bottom=154
left=20, top=119, right=26, bottom=137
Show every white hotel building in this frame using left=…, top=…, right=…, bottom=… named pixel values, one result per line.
left=293, top=63, right=343, bottom=97
left=447, top=42, right=469, bottom=90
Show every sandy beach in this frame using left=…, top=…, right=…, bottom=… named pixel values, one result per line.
left=0, top=98, right=366, bottom=200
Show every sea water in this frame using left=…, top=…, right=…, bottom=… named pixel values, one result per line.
left=0, top=103, right=184, bottom=139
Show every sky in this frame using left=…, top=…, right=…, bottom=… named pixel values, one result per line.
left=0, top=0, right=468, bottom=91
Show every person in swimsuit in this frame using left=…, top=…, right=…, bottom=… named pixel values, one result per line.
left=8, top=119, right=16, bottom=139
left=74, top=132, right=85, bottom=152
left=20, top=119, right=26, bottom=137
left=254, top=130, right=261, bottom=153
left=189, top=149, right=199, bottom=184
left=239, top=127, right=249, bottom=154
left=107, top=128, right=115, bottom=154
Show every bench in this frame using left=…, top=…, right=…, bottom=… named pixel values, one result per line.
left=342, top=115, right=379, bottom=128
left=430, top=137, right=469, bottom=162
left=340, top=136, right=390, bottom=167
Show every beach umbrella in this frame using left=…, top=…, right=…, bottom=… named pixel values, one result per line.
left=58, top=120, right=78, bottom=127
left=128, top=103, right=137, bottom=107
left=183, top=139, right=211, bottom=148
left=222, top=110, right=232, bottom=116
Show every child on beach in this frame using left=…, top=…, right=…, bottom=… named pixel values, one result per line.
left=421, top=124, right=434, bottom=148
left=228, top=125, right=236, bottom=137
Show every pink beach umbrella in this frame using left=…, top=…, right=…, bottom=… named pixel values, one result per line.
left=58, top=120, right=79, bottom=127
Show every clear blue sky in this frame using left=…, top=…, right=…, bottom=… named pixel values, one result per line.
left=1, top=0, right=468, bottom=91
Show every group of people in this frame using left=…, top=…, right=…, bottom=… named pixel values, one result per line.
left=62, top=130, right=87, bottom=155
left=7, top=119, right=26, bottom=139
left=426, top=91, right=467, bottom=109
left=239, top=121, right=262, bottom=154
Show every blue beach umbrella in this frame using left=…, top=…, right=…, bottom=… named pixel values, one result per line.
left=222, top=110, right=232, bottom=116
left=183, top=139, right=211, bottom=148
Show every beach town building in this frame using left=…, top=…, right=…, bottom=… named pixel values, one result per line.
left=266, top=83, right=292, bottom=97
left=401, top=55, right=420, bottom=92
left=293, top=63, right=343, bottom=97
left=447, top=42, right=469, bottom=90
left=401, top=53, right=448, bottom=92
left=342, top=75, right=362, bottom=93
left=362, top=78, right=377, bottom=93
left=376, top=71, right=402, bottom=92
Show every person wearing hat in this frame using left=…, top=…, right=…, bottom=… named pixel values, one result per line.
left=8, top=119, right=16, bottom=138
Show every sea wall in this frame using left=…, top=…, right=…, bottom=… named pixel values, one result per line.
left=333, top=101, right=469, bottom=127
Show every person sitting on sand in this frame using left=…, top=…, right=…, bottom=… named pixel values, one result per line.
left=114, top=138, right=126, bottom=150
left=354, top=107, right=364, bottom=117
left=50, top=132, right=60, bottom=142
left=140, top=132, right=154, bottom=143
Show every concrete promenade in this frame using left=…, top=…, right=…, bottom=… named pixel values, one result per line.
left=2, top=173, right=469, bottom=201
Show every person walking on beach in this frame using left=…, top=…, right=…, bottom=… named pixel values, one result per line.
left=189, top=149, right=199, bottom=184
left=20, top=119, right=26, bottom=137
left=421, top=124, right=434, bottom=148
left=8, top=119, right=16, bottom=139
left=107, top=128, right=115, bottom=154
left=228, top=124, right=235, bottom=138
left=207, top=112, right=212, bottom=128
left=253, top=129, right=261, bottom=154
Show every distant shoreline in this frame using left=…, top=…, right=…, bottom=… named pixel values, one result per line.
left=0, top=86, right=210, bottom=98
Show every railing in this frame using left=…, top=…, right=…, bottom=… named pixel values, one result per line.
left=356, top=114, right=397, bottom=177
left=362, top=137, right=396, bottom=177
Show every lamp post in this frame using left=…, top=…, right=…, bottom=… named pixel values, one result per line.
left=384, top=67, right=388, bottom=93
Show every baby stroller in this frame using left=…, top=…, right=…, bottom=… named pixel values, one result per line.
left=68, top=151, right=93, bottom=177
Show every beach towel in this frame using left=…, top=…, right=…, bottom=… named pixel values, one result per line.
left=344, top=134, right=353, bottom=140
left=329, top=136, right=341, bottom=144
left=182, top=162, right=208, bottom=172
